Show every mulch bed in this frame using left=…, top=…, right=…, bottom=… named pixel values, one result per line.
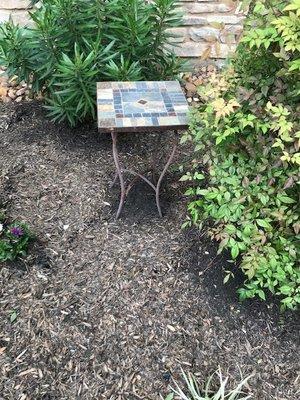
left=0, top=102, right=299, bottom=400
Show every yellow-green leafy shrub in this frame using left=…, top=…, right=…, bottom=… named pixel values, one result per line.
left=182, top=0, right=300, bottom=310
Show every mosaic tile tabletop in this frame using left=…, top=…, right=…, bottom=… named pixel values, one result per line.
left=97, top=81, right=189, bottom=132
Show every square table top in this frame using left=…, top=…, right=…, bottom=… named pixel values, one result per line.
left=97, top=81, right=189, bottom=133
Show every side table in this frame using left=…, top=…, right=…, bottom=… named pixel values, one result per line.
left=97, top=81, right=189, bottom=219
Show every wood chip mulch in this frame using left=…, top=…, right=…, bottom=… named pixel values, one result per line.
left=0, top=102, right=299, bottom=400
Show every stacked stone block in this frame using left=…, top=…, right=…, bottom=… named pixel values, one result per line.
left=169, top=0, right=245, bottom=64
left=0, top=0, right=32, bottom=25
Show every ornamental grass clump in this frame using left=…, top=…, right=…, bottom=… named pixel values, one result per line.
left=164, top=368, right=253, bottom=400
left=182, top=0, right=300, bottom=310
left=0, top=0, right=182, bottom=126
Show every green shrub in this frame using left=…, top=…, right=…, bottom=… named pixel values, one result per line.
left=0, top=220, right=33, bottom=262
left=0, top=0, right=182, bottom=126
left=163, top=367, right=253, bottom=400
left=182, top=0, right=300, bottom=310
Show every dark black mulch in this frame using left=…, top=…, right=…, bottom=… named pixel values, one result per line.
left=0, top=102, right=299, bottom=400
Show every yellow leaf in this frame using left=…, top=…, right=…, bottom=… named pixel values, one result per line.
left=214, top=41, right=221, bottom=56
left=211, top=98, right=226, bottom=111
left=228, top=99, right=240, bottom=108
left=209, top=21, right=225, bottom=30
left=201, top=46, right=211, bottom=60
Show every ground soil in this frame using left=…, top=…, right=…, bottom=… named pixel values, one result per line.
left=0, top=102, right=299, bottom=400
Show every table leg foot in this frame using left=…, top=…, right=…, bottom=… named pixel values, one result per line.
left=116, top=193, right=125, bottom=220
left=155, top=189, right=163, bottom=218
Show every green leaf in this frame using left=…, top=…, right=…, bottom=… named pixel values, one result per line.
left=10, top=311, right=17, bottom=323
left=231, top=244, right=239, bottom=259
left=243, top=225, right=252, bottom=237
left=258, top=290, right=266, bottom=300
left=196, top=188, right=209, bottom=196
left=181, top=220, right=191, bottom=229
left=193, top=172, right=205, bottom=180
left=278, top=195, right=296, bottom=204
left=280, top=285, right=292, bottom=295
left=256, top=219, right=271, bottom=229
left=225, top=224, right=236, bottom=234
left=179, top=174, right=192, bottom=182
left=224, top=191, right=231, bottom=201
left=206, top=191, right=219, bottom=200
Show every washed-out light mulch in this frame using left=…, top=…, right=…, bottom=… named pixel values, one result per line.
left=0, top=102, right=299, bottom=400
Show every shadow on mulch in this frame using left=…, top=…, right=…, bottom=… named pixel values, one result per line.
left=108, top=175, right=178, bottom=225
left=3, top=239, right=52, bottom=278
left=13, top=102, right=111, bottom=150
left=10, top=102, right=178, bottom=161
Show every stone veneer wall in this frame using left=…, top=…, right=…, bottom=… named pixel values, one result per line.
left=0, top=0, right=246, bottom=66
left=171, top=0, right=245, bottom=66
left=0, top=0, right=32, bottom=26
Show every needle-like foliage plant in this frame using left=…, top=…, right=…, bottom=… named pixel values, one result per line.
left=0, top=0, right=182, bottom=126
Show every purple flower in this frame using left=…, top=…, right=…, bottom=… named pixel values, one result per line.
left=10, top=226, right=24, bottom=238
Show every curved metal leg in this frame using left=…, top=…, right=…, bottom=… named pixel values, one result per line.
left=110, top=131, right=178, bottom=219
left=111, top=132, right=126, bottom=219
left=122, top=169, right=156, bottom=191
left=125, top=169, right=153, bottom=196
left=155, top=144, right=177, bottom=218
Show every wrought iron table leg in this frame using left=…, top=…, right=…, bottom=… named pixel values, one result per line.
left=155, top=143, right=177, bottom=218
left=111, top=131, right=126, bottom=219
left=111, top=130, right=178, bottom=219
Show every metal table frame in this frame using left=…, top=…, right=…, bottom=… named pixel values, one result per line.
left=97, top=80, right=189, bottom=219
left=110, top=129, right=179, bottom=219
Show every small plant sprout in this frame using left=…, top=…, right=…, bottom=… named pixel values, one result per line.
left=0, top=221, right=33, bottom=262
left=164, top=367, right=253, bottom=400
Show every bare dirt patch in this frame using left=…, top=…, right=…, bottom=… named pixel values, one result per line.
left=0, top=102, right=299, bottom=400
